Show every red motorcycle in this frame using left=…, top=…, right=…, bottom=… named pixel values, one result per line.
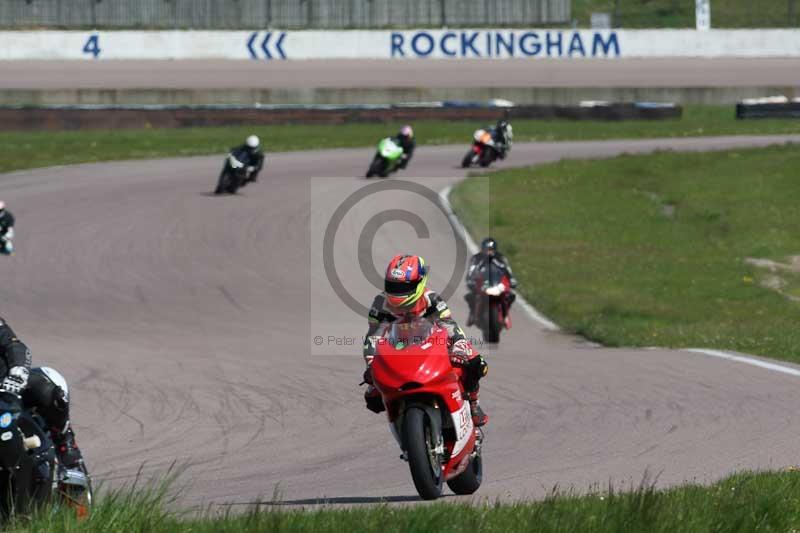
left=371, top=318, right=483, bottom=500
left=469, top=263, right=512, bottom=343
left=460, top=125, right=512, bottom=169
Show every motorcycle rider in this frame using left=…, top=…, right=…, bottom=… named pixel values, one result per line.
left=0, top=201, right=15, bottom=255
left=392, top=125, right=416, bottom=169
left=0, top=317, right=88, bottom=478
left=488, top=120, right=512, bottom=159
left=465, top=237, right=518, bottom=328
left=232, top=135, right=265, bottom=184
left=362, top=255, right=489, bottom=426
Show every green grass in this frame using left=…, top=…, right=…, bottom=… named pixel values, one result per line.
left=3, top=106, right=800, bottom=175
left=572, top=0, right=800, bottom=28
left=13, top=470, right=800, bottom=532
left=450, top=144, right=800, bottom=362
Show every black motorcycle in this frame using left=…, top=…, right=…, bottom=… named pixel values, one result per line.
left=214, top=149, right=257, bottom=195
left=0, top=391, right=91, bottom=518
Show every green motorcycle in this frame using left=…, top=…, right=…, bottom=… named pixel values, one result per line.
left=365, top=137, right=405, bottom=178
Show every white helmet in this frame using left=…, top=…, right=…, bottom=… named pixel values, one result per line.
left=0, top=201, right=5, bottom=211
left=246, top=135, right=260, bottom=149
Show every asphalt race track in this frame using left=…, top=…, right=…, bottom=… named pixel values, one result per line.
left=2, top=135, right=800, bottom=508
left=1, top=58, right=799, bottom=89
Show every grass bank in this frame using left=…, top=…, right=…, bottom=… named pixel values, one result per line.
left=14, top=471, right=800, bottom=532
left=3, top=106, right=800, bottom=175
left=450, top=144, right=800, bottom=362
left=573, top=0, right=797, bottom=28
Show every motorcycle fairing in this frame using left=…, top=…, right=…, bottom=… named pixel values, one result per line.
left=450, top=401, right=474, bottom=457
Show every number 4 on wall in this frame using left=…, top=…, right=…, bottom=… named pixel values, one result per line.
left=83, top=34, right=101, bottom=58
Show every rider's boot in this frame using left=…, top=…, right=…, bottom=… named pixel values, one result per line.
left=467, top=391, right=488, bottom=427
left=364, top=385, right=385, bottom=414
left=53, top=426, right=88, bottom=476
left=504, top=293, right=515, bottom=329
left=465, top=294, right=475, bottom=326
left=53, top=425, right=91, bottom=518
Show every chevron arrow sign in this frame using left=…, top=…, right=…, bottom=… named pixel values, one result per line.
left=247, top=32, right=287, bottom=60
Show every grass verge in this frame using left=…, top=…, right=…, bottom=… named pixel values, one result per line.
left=13, top=470, right=800, bottom=532
left=572, top=0, right=798, bottom=28
left=3, top=106, right=800, bottom=175
left=450, top=144, right=800, bottom=362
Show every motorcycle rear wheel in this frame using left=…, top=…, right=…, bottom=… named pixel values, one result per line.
left=479, top=148, right=495, bottom=167
left=403, top=407, right=444, bottom=500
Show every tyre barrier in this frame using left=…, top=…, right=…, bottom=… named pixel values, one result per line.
left=736, top=97, right=800, bottom=119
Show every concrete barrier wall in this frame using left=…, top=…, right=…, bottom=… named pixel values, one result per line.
left=3, top=87, right=795, bottom=107
left=3, top=29, right=800, bottom=60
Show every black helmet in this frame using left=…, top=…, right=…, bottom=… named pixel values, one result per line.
left=480, top=237, right=497, bottom=255
left=496, top=120, right=508, bottom=130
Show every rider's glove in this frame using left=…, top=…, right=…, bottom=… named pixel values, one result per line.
left=450, top=339, right=473, bottom=366
left=1, top=366, right=29, bottom=395
left=363, top=336, right=379, bottom=365
left=485, top=283, right=506, bottom=297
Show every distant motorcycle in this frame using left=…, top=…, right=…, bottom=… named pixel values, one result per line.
left=468, top=260, right=513, bottom=343
left=0, top=391, right=92, bottom=519
left=461, top=124, right=513, bottom=169
left=214, top=149, right=257, bottom=195
left=366, top=138, right=405, bottom=178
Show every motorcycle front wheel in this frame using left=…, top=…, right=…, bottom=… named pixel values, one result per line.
left=447, top=448, right=482, bottom=495
left=483, top=301, right=501, bottom=343
left=461, top=151, right=476, bottom=168
left=403, top=407, right=443, bottom=500
left=215, top=170, right=238, bottom=194
left=366, top=156, right=387, bottom=178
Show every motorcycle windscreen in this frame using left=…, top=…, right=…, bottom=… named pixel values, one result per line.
left=379, top=138, right=404, bottom=160
left=372, top=319, right=453, bottom=390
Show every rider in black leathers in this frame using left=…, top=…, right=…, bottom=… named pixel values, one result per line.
left=488, top=120, right=512, bottom=159
left=0, top=318, right=88, bottom=477
left=465, top=237, right=518, bottom=326
left=231, top=135, right=265, bottom=184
